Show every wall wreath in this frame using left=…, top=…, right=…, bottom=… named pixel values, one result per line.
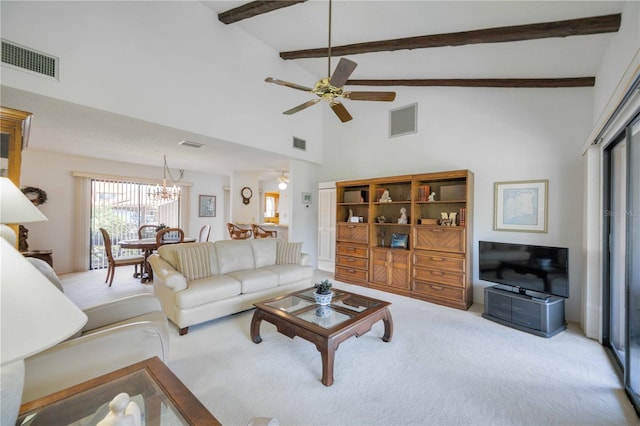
left=21, top=186, right=47, bottom=206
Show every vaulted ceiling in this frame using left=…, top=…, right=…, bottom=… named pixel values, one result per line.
left=2, top=1, right=626, bottom=179
left=205, top=0, right=623, bottom=87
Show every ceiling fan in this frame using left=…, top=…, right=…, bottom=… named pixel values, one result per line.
left=265, top=0, right=396, bottom=123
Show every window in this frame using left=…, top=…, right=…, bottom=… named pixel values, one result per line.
left=264, top=192, right=279, bottom=224
left=89, top=179, right=180, bottom=270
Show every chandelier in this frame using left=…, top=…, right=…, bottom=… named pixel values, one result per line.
left=148, top=155, right=184, bottom=201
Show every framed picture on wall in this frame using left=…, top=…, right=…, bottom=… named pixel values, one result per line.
left=494, top=180, right=548, bottom=232
left=199, top=195, right=216, bottom=217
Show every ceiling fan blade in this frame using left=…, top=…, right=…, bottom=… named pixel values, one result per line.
left=265, top=77, right=314, bottom=92
left=283, top=99, right=321, bottom=115
left=343, top=91, right=396, bottom=102
left=329, top=58, right=357, bottom=88
left=330, top=102, right=353, bottom=123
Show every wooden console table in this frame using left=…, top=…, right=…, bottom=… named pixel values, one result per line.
left=21, top=249, right=53, bottom=267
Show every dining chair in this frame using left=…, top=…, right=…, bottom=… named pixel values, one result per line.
left=99, top=228, right=145, bottom=287
left=138, top=224, right=159, bottom=239
left=199, top=225, right=211, bottom=242
left=156, top=227, right=185, bottom=246
left=251, top=224, right=277, bottom=239
left=226, top=223, right=252, bottom=239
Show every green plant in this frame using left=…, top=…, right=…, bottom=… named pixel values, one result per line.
left=314, top=279, right=332, bottom=295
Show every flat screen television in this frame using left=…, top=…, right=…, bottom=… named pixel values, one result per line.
left=479, top=241, right=569, bottom=298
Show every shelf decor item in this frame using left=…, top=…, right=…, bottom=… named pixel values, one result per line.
left=494, top=180, right=548, bottom=233
left=313, top=279, right=333, bottom=305
left=390, top=233, right=408, bottom=249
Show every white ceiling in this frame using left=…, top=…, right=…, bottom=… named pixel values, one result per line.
left=4, top=1, right=625, bottom=179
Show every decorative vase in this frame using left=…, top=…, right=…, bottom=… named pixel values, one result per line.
left=314, top=291, right=332, bottom=306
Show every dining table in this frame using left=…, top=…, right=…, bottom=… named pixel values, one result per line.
left=119, top=236, right=196, bottom=283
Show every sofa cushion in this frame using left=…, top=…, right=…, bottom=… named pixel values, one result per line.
left=263, top=264, right=314, bottom=284
left=175, top=275, right=241, bottom=309
left=215, top=240, right=255, bottom=274
left=175, top=244, right=212, bottom=281
left=276, top=241, right=302, bottom=265
left=227, top=269, right=278, bottom=294
left=159, top=242, right=218, bottom=275
left=250, top=238, right=277, bottom=268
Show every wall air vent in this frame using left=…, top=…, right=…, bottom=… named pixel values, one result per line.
left=1, top=40, right=58, bottom=80
left=178, top=140, right=203, bottom=148
left=389, top=103, right=417, bottom=138
left=293, top=137, right=306, bottom=151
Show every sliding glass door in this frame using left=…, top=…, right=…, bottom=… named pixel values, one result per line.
left=604, top=114, right=640, bottom=414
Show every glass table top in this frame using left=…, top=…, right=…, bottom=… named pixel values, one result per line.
left=263, top=289, right=383, bottom=330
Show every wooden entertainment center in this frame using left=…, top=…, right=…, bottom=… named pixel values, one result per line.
left=335, top=170, right=473, bottom=310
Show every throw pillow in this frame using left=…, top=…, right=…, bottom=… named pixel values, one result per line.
left=176, top=245, right=212, bottom=281
left=276, top=241, right=302, bottom=265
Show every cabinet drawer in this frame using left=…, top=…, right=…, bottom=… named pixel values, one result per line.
left=412, top=280, right=464, bottom=301
left=336, top=255, right=368, bottom=270
left=337, top=223, right=369, bottom=244
left=413, top=226, right=465, bottom=253
left=414, top=251, right=465, bottom=273
left=413, top=267, right=464, bottom=287
left=336, top=265, right=368, bottom=282
left=336, top=242, right=368, bottom=258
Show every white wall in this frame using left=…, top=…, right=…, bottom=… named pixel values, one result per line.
left=0, top=1, right=324, bottom=164
left=319, top=86, right=593, bottom=322
left=21, top=150, right=229, bottom=274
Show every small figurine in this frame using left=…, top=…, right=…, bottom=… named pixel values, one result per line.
left=97, top=393, right=141, bottom=426
left=398, top=207, right=408, bottom=224
left=379, top=189, right=391, bottom=202
left=347, top=209, right=353, bottom=222
left=427, top=192, right=436, bottom=202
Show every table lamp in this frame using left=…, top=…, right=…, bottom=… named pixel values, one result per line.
left=0, top=219, right=86, bottom=424
left=0, top=177, right=48, bottom=246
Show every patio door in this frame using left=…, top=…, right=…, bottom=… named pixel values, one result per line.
left=89, top=178, right=180, bottom=270
left=603, top=114, right=640, bottom=414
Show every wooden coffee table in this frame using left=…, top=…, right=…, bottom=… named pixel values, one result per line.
left=251, top=287, right=393, bottom=386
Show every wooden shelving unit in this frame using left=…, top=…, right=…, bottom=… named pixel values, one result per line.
left=335, top=170, right=474, bottom=310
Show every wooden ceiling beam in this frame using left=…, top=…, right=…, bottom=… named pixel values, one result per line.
left=218, top=1, right=306, bottom=25
left=280, top=14, right=621, bottom=59
left=346, top=77, right=596, bottom=88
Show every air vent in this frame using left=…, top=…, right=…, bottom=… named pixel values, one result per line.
left=178, top=140, right=203, bottom=148
left=293, top=137, right=306, bottom=151
left=1, top=40, right=58, bottom=80
left=389, top=103, right=417, bottom=138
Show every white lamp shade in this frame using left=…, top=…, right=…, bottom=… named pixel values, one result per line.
left=0, top=177, right=48, bottom=224
left=0, top=238, right=87, bottom=365
left=278, top=181, right=287, bottom=190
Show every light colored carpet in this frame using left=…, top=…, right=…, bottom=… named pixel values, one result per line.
left=61, top=267, right=639, bottom=426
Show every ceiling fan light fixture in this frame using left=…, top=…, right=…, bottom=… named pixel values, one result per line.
left=278, top=171, right=288, bottom=190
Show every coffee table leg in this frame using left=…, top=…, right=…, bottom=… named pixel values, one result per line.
left=250, top=311, right=263, bottom=344
left=317, top=342, right=336, bottom=386
left=382, top=307, right=394, bottom=342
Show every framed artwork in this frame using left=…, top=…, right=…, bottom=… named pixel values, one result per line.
left=199, top=195, right=216, bottom=217
left=494, top=180, right=548, bottom=233
left=301, top=192, right=312, bottom=204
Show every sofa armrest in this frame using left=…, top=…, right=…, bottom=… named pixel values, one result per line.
left=82, top=294, right=162, bottom=332
left=148, top=254, right=188, bottom=292
left=23, top=318, right=169, bottom=403
left=299, top=253, right=311, bottom=266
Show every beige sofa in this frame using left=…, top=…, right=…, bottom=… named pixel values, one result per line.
left=21, top=259, right=170, bottom=403
left=148, top=238, right=313, bottom=335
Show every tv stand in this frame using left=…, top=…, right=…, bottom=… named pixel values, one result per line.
left=482, top=286, right=566, bottom=337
